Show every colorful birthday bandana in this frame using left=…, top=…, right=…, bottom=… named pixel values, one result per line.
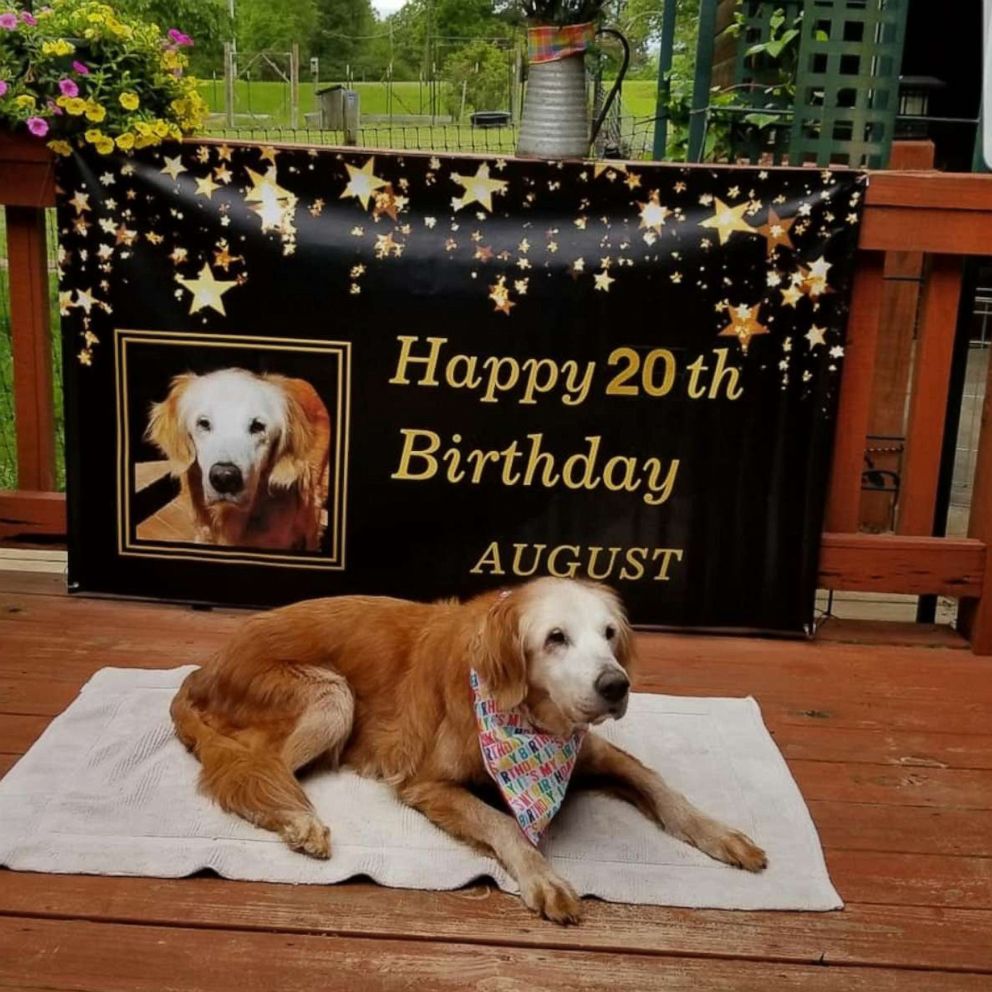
left=526, top=21, right=597, bottom=65
left=470, top=668, right=586, bottom=845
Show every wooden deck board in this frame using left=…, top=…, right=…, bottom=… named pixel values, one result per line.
left=0, top=576, right=990, bottom=988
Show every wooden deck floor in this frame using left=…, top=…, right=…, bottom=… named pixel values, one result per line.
left=0, top=571, right=990, bottom=991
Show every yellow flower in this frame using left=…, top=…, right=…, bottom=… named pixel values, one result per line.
left=134, top=133, right=157, bottom=149
left=84, top=128, right=105, bottom=144
left=152, top=119, right=169, bottom=138
left=161, top=49, right=180, bottom=71
left=47, top=140, right=73, bottom=156
left=95, top=137, right=115, bottom=155
left=115, top=132, right=135, bottom=150
left=84, top=101, right=106, bottom=122
left=13, top=94, right=36, bottom=109
left=119, top=91, right=140, bottom=111
left=86, top=11, right=106, bottom=23
left=134, top=121, right=153, bottom=136
left=41, top=40, right=75, bottom=57
left=64, top=97, right=87, bottom=116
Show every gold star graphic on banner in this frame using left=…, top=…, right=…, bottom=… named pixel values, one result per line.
left=216, top=144, right=233, bottom=162
left=73, top=288, right=97, bottom=314
left=757, top=208, right=795, bottom=256
left=781, top=284, right=803, bottom=307
left=176, top=264, right=237, bottom=316
left=245, top=167, right=295, bottom=232
left=805, top=324, right=827, bottom=349
left=68, top=190, right=90, bottom=215
left=594, top=269, right=615, bottom=292
left=593, top=161, right=627, bottom=179
left=259, top=145, right=279, bottom=164
left=489, top=275, right=514, bottom=315
left=719, top=303, right=769, bottom=354
left=638, top=190, right=671, bottom=235
left=195, top=174, right=220, bottom=199
left=341, top=157, right=388, bottom=210
left=160, top=156, right=186, bottom=182
left=451, top=163, right=507, bottom=213
left=213, top=244, right=241, bottom=271
left=214, top=163, right=233, bottom=184
left=699, top=197, right=755, bottom=245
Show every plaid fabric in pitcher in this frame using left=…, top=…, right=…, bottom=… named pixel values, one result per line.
left=526, top=21, right=597, bottom=64
left=470, top=668, right=586, bottom=845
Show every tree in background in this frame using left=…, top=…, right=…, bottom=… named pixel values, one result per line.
left=313, top=0, right=377, bottom=79
left=235, top=0, right=318, bottom=59
left=112, top=0, right=230, bottom=69
left=442, top=38, right=511, bottom=118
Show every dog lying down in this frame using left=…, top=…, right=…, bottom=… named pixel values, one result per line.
left=171, top=578, right=766, bottom=923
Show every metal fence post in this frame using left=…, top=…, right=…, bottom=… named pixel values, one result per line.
left=687, top=0, right=719, bottom=162
left=651, top=0, right=679, bottom=160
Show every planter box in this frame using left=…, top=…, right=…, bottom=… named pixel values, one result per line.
left=0, top=131, right=56, bottom=209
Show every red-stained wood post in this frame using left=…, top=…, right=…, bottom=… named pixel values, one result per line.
left=5, top=205, right=56, bottom=492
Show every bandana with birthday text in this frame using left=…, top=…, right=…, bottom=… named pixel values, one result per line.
left=470, top=668, right=586, bottom=845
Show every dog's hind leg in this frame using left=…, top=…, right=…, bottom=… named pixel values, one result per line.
left=282, top=667, right=354, bottom=771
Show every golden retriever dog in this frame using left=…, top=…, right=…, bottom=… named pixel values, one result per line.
left=146, top=368, right=330, bottom=550
left=171, top=578, right=766, bottom=923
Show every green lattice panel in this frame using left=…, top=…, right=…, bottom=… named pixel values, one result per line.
left=789, top=0, right=908, bottom=168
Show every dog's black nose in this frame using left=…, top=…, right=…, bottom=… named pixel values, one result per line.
left=595, top=670, right=630, bottom=705
left=209, top=462, right=243, bottom=494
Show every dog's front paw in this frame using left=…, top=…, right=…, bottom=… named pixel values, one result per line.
left=280, top=813, right=332, bottom=859
left=686, top=819, right=767, bottom=872
left=519, top=867, right=583, bottom=925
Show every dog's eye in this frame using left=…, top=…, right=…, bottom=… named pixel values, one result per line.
left=605, top=625, right=617, bottom=641
left=249, top=418, right=266, bottom=435
left=196, top=417, right=211, bottom=432
left=546, top=628, right=568, bottom=648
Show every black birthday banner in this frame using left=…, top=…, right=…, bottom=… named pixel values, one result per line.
left=56, top=141, right=865, bottom=633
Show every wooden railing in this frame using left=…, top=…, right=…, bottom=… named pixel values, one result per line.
left=3, top=135, right=992, bottom=650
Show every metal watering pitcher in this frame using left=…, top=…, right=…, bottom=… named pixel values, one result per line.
left=517, top=26, right=631, bottom=159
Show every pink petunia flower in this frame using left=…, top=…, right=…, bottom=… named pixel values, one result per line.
left=20, top=11, right=36, bottom=25
left=27, top=116, right=49, bottom=137
left=58, top=78, right=78, bottom=97
left=72, top=60, right=90, bottom=75
left=47, top=99, right=63, bottom=115
left=167, top=28, right=193, bottom=46
left=0, top=80, right=7, bottom=97
left=0, top=12, right=19, bottom=29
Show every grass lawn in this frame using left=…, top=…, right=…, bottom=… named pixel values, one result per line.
left=199, top=78, right=660, bottom=129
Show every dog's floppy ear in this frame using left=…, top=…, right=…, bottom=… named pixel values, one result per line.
left=145, top=373, right=196, bottom=474
left=475, top=591, right=528, bottom=710
left=268, top=378, right=316, bottom=492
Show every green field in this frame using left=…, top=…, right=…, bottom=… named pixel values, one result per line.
left=198, top=78, right=659, bottom=128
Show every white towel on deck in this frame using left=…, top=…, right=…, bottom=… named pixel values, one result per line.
left=0, top=666, right=841, bottom=910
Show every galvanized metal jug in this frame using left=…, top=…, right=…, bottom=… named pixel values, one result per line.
left=516, top=27, right=630, bottom=160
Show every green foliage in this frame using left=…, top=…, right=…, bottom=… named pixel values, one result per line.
left=236, top=0, right=317, bottom=57
left=111, top=0, right=229, bottom=66
left=0, top=0, right=207, bottom=153
left=442, top=38, right=509, bottom=118
left=519, top=1, right=606, bottom=26
left=312, top=0, right=376, bottom=78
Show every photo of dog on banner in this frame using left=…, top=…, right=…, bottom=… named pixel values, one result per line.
left=13, top=0, right=991, bottom=984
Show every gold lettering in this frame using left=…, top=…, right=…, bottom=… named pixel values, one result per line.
left=470, top=541, right=505, bottom=575
left=642, top=458, right=680, bottom=505
left=686, top=355, right=708, bottom=399
left=480, top=356, right=521, bottom=403
left=511, top=542, right=546, bottom=577
left=651, top=548, right=684, bottom=581
left=466, top=448, right=502, bottom=483
left=562, top=436, right=602, bottom=490
left=445, top=354, right=481, bottom=390
left=602, top=455, right=641, bottom=494
left=441, top=433, right=465, bottom=482
left=547, top=545, right=581, bottom=578
left=561, top=359, right=595, bottom=406
left=709, top=347, right=743, bottom=400
left=389, top=335, right=445, bottom=387
left=520, top=358, right=559, bottom=405
left=500, top=441, right=522, bottom=485
left=587, top=546, right=621, bottom=580
left=619, top=547, right=649, bottom=581
left=521, top=434, right=560, bottom=487
left=392, top=428, right=440, bottom=480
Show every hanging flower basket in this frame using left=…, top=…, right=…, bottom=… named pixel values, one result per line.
left=0, top=1, right=207, bottom=157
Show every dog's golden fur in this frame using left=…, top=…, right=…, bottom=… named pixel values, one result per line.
left=172, top=578, right=766, bottom=923
left=146, top=372, right=330, bottom=550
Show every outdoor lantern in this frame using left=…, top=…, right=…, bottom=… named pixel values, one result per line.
left=896, top=75, right=946, bottom=139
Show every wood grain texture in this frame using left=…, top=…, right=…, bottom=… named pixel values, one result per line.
left=817, top=533, right=985, bottom=597
left=5, top=208, right=55, bottom=492
left=0, top=491, right=67, bottom=543
left=826, top=252, right=886, bottom=533
left=1, top=577, right=992, bottom=986
left=899, top=257, right=965, bottom=536
left=0, top=916, right=990, bottom=992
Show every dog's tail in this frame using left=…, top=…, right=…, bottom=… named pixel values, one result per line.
left=170, top=675, right=327, bottom=856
